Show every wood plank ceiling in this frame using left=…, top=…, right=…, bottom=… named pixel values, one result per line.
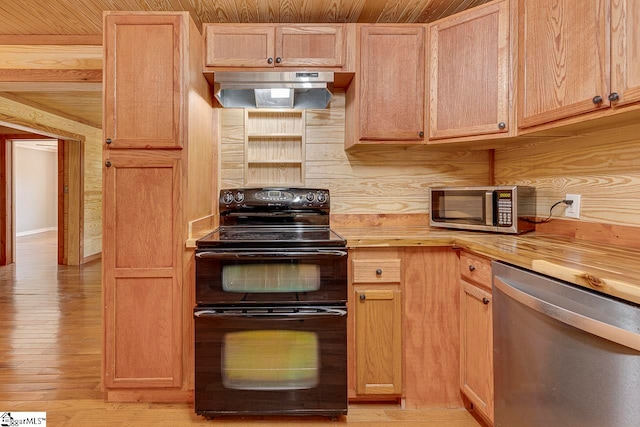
left=0, top=0, right=490, bottom=131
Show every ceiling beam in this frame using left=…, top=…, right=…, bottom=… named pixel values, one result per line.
left=0, top=35, right=102, bottom=45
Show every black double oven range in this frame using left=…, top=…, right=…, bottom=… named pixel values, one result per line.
left=194, top=188, right=348, bottom=419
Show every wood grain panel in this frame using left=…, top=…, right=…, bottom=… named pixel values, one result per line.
left=220, top=90, right=492, bottom=212
left=354, top=287, right=403, bottom=395
left=460, top=279, right=493, bottom=423
left=403, top=247, right=461, bottom=409
left=518, top=0, right=610, bottom=128
left=104, top=14, right=182, bottom=148
left=114, top=166, right=174, bottom=268
left=494, top=121, right=640, bottom=227
left=113, top=277, right=176, bottom=381
left=0, top=0, right=493, bottom=37
left=611, top=0, right=640, bottom=108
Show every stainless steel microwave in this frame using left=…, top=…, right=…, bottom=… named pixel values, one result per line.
left=429, top=186, right=536, bottom=234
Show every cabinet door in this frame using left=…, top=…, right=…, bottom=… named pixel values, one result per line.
left=205, top=25, right=275, bottom=67
left=359, top=26, right=425, bottom=141
left=611, top=0, right=640, bottom=107
left=460, top=280, right=493, bottom=423
left=103, top=153, right=182, bottom=388
left=104, top=14, right=183, bottom=148
left=355, top=288, right=402, bottom=395
left=429, top=1, right=510, bottom=140
left=276, top=25, right=344, bottom=67
left=519, top=0, right=610, bottom=128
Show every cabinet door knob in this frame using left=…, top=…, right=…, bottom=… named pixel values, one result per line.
left=608, top=92, right=619, bottom=102
left=105, top=160, right=112, bottom=167
left=359, top=293, right=366, bottom=301
left=498, top=122, right=506, bottom=130
left=275, top=57, right=282, bottom=64
left=419, top=131, right=424, bottom=138
left=482, top=297, right=490, bottom=305
left=468, top=265, right=476, bottom=272
left=105, top=138, right=113, bottom=145
left=592, top=95, right=603, bottom=105
left=376, top=269, right=382, bottom=275
left=267, top=57, right=273, bottom=64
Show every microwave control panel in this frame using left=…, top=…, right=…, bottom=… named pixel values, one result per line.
left=496, top=190, right=513, bottom=226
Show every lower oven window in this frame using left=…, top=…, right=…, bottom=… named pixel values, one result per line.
left=222, top=264, right=321, bottom=293
left=222, top=330, right=319, bottom=390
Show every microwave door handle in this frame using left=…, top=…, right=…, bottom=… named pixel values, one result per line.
left=196, top=250, right=347, bottom=260
left=485, top=191, right=494, bottom=226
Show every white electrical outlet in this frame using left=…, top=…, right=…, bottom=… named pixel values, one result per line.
left=565, top=194, right=581, bottom=219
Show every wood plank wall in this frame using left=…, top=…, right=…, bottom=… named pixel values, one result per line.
left=220, top=90, right=491, bottom=214
left=0, top=95, right=102, bottom=259
left=494, top=122, right=640, bottom=228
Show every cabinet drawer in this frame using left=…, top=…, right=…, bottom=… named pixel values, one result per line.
left=460, top=252, right=492, bottom=288
left=352, top=259, right=401, bottom=284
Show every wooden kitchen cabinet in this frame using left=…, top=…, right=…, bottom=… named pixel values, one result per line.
left=345, top=25, right=426, bottom=148
left=519, top=0, right=640, bottom=130
left=102, top=152, right=183, bottom=389
left=348, top=248, right=402, bottom=398
left=103, top=12, right=215, bottom=401
left=204, top=24, right=345, bottom=69
left=459, top=251, right=494, bottom=424
left=103, top=14, right=183, bottom=149
left=428, top=0, right=511, bottom=142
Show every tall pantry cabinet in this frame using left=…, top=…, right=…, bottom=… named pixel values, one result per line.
left=102, top=12, right=215, bottom=401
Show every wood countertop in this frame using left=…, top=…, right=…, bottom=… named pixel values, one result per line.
left=334, top=226, right=640, bottom=305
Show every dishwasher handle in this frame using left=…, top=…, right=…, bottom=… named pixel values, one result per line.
left=494, top=276, right=640, bottom=352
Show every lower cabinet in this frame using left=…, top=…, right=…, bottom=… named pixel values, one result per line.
left=348, top=248, right=403, bottom=399
left=459, top=251, right=494, bottom=424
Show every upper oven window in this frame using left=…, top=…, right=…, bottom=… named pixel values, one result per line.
left=222, top=330, right=319, bottom=390
left=222, top=263, right=321, bottom=293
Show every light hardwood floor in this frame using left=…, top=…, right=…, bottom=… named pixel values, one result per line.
left=0, top=231, right=480, bottom=426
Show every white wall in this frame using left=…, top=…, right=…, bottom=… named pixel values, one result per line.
left=14, top=141, right=58, bottom=235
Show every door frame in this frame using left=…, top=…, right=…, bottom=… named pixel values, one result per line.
left=0, top=130, right=83, bottom=266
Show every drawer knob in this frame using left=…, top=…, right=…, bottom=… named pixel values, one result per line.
left=498, top=122, right=506, bottom=130
left=592, top=95, right=603, bottom=105
left=105, top=160, right=112, bottom=167
left=267, top=57, right=273, bottom=64
left=375, top=269, right=382, bottom=276
left=468, top=265, right=476, bottom=272
left=105, top=138, right=113, bottom=145
left=360, top=294, right=366, bottom=301
left=482, top=297, right=490, bottom=305
left=608, top=92, right=619, bottom=102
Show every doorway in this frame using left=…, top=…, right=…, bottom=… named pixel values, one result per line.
left=1, top=130, right=82, bottom=266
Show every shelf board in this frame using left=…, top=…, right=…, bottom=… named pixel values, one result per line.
left=247, top=133, right=302, bottom=139
left=247, top=159, right=303, bottom=164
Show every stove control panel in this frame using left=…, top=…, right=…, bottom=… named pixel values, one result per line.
left=220, top=188, right=330, bottom=210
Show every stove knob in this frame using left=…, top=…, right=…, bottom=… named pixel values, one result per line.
left=317, top=192, right=327, bottom=203
left=306, top=192, right=315, bottom=202
left=222, top=192, right=234, bottom=204
left=234, top=191, right=245, bottom=203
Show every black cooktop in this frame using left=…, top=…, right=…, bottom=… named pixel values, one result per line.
left=196, top=226, right=347, bottom=249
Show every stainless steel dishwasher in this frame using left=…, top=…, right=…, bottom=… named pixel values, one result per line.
left=492, top=261, right=640, bottom=427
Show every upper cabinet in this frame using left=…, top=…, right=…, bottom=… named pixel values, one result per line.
left=104, top=14, right=183, bottom=149
left=345, top=25, right=426, bottom=148
left=518, top=0, right=640, bottom=130
left=205, top=24, right=346, bottom=69
left=428, top=0, right=511, bottom=142
left=611, top=0, right=640, bottom=108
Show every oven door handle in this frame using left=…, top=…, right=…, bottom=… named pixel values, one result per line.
left=194, top=307, right=347, bottom=319
left=196, top=250, right=347, bottom=259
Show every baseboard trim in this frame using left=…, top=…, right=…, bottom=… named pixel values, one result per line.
left=16, top=227, right=57, bottom=237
